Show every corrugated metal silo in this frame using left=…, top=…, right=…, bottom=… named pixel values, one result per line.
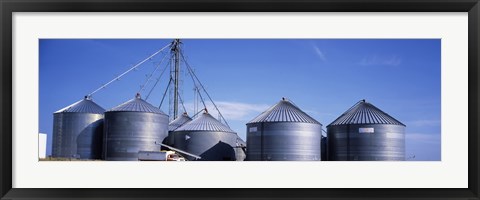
left=167, top=112, right=192, bottom=146
left=234, top=137, right=247, bottom=161
left=327, top=100, right=406, bottom=161
left=52, top=96, right=105, bottom=159
left=321, top=135, right=327, bottom=161
left=246, top=98, right=322, bottom=161
left=173, top=111, right=237, bottom=161
left=103, top=94, right=169, bottom=161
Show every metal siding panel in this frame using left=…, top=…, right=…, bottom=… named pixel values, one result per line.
left=235, top=147, right=247, bottom=161
left=327, top=124, right=405, bottom=161
left=246, top=125, right=262, bottom=161
left=246, top=122, right=322, bottom=161
left=173, top=130, right=237, bottom=161
left=321, top=136, right=327, bottom=161
left=103, top=111, right=169, bottom=161
left=52, top=112, right=104, bottom=159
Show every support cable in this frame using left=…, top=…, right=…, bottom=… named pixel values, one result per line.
left=159, top=77, right=173, bottom=109
left=180, top=50, right=230, bottom=128
left=186, top=71, right=208, bottom=114
left=145, top=57, right=171, bottom=101
left=137, top=52, right=169, bottom=94
left=179, top=55, right=208, bottom=113
left=176, top=88, right=188, bottom=115
left=87, top=43, right=172, bottom=97
left=170, top=108, right=206, bottom=132
left=191, top=108, right=206, bottom=119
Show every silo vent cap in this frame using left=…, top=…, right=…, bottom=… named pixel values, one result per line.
left=135, top=93, right=141, bottom=99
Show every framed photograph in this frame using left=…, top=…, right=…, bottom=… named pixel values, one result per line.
left=1, top=0, right=479, bottom=199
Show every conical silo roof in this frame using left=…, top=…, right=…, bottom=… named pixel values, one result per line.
left=175, top=111, right=236, bottom=133
left=169, top=112, right=192, bottom=131
left=54, top=96, right=105, bottom=114
left=327, top=100, right=405, bottom=127
left=247, top=98, right=321, bottom=125
left=108, top=93, right=166, bottom=114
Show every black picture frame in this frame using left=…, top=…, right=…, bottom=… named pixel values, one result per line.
left=1, top=0, right=479, bottom=199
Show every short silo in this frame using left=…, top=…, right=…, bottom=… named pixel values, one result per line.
left=173, top=111, right=237, bottom=161
left=103, top=93, right=169, bottom=161
left=52, top=96, right=105, bottom=159
left=234, top=137, right=247, bottom=161
left=327, top=100, right=406, bottom=161
left=246, top=98, right=322, bottom=161
left=167, top=112, right=192, bottom=146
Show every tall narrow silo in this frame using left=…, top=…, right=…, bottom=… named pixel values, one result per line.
left=327, top=100, right=406, bottom=161
left=246, top=98, right=322, bottom=161
left=321, top=135, right=327, bottom=161
left=167, top=112, right=192, bottom=146
left=173, top=111, right=237, bottom=161
left=52, top=96, right=105, bottom=159
left=103, top=93, right=169, bottom=161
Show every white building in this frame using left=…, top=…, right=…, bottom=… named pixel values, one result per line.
left=39, top=133, right=47, bottom=159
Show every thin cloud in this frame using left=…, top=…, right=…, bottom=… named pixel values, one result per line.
left=408, top=119, right=441, bottom=127
left=406, top=133, right=441, bottom=144
left=183, top=101, right=270, bottom=121
left=360, top=54, right=402, bottom=66
left=312, top=45, right=327, bottom=62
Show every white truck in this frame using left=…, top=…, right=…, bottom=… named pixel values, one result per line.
left=138, top=151, right=186, bottom=161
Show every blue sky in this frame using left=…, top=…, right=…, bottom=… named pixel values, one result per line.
left=39, top=39, right=441, bottom=160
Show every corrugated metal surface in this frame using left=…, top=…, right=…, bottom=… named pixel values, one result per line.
left=235, top=137, right=247, bottom=161
left=321, top=135, right=327, bottom=161
left=327, top=100, right=406, bottom=161
left=247, top=122, right=321, bottom=161
left=236, top=136, right=246, bottom=147
left=166, top=113, right=193, bottom=146
left=175, top=112, right=235, bottom=133
left=173, top=112, right=237, bottom=161
left=173, top=131, right=237, bottom=161
left=54, top=97, right=105, bottom=114
left=52, top=113, right=104, bottom=159
left=108, top=93, right=165, bottom=114
left=52, top=97, right=105, bottom=159
left=235, top=146, right=246, bottom=161
left=103, top=95, right=169, bottom=161
left=328, top=100, right=405, bottom=126
left=169, top=113, right=192, bottom=131
left=248, top=98, right=321, bottom=124
left=327, top=124, right=405, bottom=161
left=246, top=98, right=322, bottom=161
